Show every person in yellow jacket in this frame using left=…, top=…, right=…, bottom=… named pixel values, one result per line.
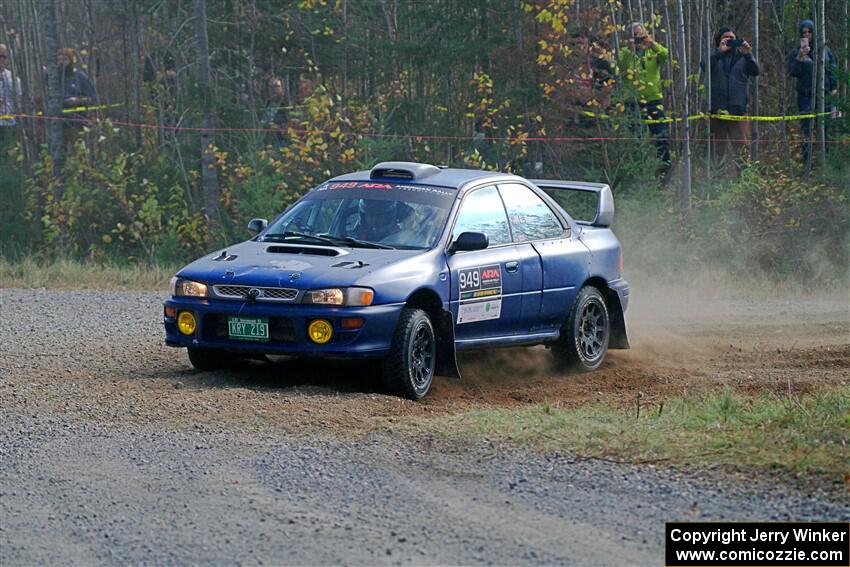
left=618, top=23, right=671, bottom=175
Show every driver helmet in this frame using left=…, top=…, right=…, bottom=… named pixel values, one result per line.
left=361, top=199, right=398, bottom=223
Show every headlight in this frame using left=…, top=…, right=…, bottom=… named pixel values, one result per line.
left=302, top=287, right=374, bottom=306
left=306, top=288, right=344, bottom=305
left=170, top=277, right=209, bottom=298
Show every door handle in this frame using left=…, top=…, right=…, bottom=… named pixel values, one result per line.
left=505, top=261, right=520, bottom=273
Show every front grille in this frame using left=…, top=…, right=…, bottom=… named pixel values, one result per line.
left=213, top=285, right=299, bottom=302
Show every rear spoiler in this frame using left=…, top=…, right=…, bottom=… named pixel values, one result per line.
left=530, top=180, right=614, bottom=228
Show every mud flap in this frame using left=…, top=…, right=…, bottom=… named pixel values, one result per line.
left=607, top=292, right=630, bottom=349
left=435, top=309, right=461, bottom=378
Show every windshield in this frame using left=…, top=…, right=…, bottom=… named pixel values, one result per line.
left=262, top=181, right=456, bottom=249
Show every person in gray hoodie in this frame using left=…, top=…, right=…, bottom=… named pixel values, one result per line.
left=787, top=19, right=838, bottom=165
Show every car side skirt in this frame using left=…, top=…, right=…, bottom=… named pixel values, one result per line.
left=455, top=330, right=560, bottom=351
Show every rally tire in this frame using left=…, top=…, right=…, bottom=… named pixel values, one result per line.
left=187, top=346, right=229, bottom=371
left=382, top=308, right=436, bottom=400
left=553, top=286, right=610, bottom=372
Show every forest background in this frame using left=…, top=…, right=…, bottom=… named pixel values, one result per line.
left=0, top=0, right=847, bottom=287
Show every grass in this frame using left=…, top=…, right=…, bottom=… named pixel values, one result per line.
left=0, top=257, right=177, bottom=291
left=417, top=388, right=850, bottom=482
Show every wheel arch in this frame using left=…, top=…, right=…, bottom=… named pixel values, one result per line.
left=404, top=288, right=460, bottom=378
left=581, top=276, right=630, bottom=350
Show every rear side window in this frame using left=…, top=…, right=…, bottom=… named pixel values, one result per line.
left=541, top=188, right=597, bottom=224
left=452, top=186, right=511, bottom=246
left=498, top=183, right=565, bottom=241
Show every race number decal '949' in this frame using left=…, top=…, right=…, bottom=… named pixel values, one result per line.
left=457, top=265, right=503, bottom=324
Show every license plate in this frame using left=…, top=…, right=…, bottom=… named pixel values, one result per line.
left=227, top=317, right=269, bottom=342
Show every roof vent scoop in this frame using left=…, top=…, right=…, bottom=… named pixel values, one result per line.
left=370, top=161, right=440, bottom=181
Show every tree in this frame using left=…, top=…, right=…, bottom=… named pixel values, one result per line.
left=194, top=0, right=219, bottom=242
left=40, top=0, right=63, bottom=182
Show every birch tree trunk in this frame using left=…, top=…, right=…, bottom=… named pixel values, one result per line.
left=40, top=0, right=63, bottom=182
left=704, top=0, right=712, bottom=180
left=751, top=0, right=759, bottom=161
left=841, top=1, right=850, bottom=98
left=816, top=0, right=826, bottom=164
left=662, top=0, right=678, bottom=161
left=194, top=0, right=219, bottom=240
left=804, top=2, right=817, bottom=175
left=675, top=0, right=691, bottom=206
left=129, top=0, right=142, bottom=148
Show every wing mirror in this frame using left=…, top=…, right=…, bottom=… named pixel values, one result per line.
left=449, top=231, right=489, bottom=253
left=247, top=218, right=268, bottom=236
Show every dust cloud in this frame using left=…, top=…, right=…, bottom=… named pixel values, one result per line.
left=454, top=244, right=849, bottom=398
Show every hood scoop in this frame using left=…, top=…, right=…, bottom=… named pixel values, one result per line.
left=331, top=260, right=370, bottom=269
left=266, top=245, right=339, bottom=257
left=212, top=250, right=238, bottom=261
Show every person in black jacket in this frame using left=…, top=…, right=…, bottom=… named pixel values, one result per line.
left=702, top=27, right=760, bottom=173
left=57, top=48, right=98, bottom=146
left=261, top=76, right=290, bottom=148
left=787, top=19, right=839, bottom=166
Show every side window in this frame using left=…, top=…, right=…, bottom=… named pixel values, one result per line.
left=498, top=183, right=565, bottom=242
left=452, top=186, right=511, bottom=246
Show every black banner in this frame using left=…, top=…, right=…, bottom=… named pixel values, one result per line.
left=666, top=522, right=849, bottom=567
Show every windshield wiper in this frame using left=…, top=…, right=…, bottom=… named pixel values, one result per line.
left=339, top=237, right=395, bottom=250
left=262, top=231, right=339, bottom=246
left=263, top=231, right=395, bottom=250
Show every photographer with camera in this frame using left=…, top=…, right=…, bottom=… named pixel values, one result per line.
left=787, top=19, right=838, bottom=167
left=617, top=22, right=671, bottom=178
left=702, top=27, right=760, bottom=174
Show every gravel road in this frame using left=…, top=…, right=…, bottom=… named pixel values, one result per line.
left=1, top=288, right=848, bottom=565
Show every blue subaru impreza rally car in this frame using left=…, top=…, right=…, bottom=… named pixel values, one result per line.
left=164, top=162, right=629, bottom=400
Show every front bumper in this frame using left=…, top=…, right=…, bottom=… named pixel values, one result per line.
left=163, top=297, right=404, bottom=358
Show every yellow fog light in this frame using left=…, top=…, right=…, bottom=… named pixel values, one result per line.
left=177, top=311, right=197, bottom=335
left=308, top=319, right=333, bottom=344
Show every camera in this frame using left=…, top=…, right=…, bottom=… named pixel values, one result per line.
left=727, top=38, right=744, bottom=48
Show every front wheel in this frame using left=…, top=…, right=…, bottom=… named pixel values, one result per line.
left=382, top=308, right=436, bottom=400
left=187, top=346, right=229, bottom=371
left=552, top=286, right=610, bottom=372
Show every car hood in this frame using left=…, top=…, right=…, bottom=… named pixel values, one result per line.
left=178, top=239, right=433, bottom=291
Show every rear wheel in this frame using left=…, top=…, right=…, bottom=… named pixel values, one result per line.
left=552, top=286, right=610, bottom=372
left=187, top=346, right=229, bottom=371
left=382, top=308, right=436, bottom=400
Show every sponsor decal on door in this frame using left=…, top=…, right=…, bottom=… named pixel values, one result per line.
left=457, top=264, right=503, bottom=324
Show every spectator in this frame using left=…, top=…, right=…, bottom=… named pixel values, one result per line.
left=261, top=77, right=287, bottom=124
left=261, top=76, right=289, bottom=147
left=0, top=43, right=22, bottom=154
left=567, top=33, right=615, bottom=112
left=57, top=47, right=97, bottom=137
left=787, top=19, right=839, bottom=166
left=617, top=23, right=671, bottom=176
left=702, top=27, right=760, bottom=173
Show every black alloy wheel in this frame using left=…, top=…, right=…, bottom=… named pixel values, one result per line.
left=409, top=320, right=436, bottom=392
left=552, top=286, right=610, bottom=372
left=383, top=308, right=436, bottom=400
left=577, top=295, right=607, bottom=364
